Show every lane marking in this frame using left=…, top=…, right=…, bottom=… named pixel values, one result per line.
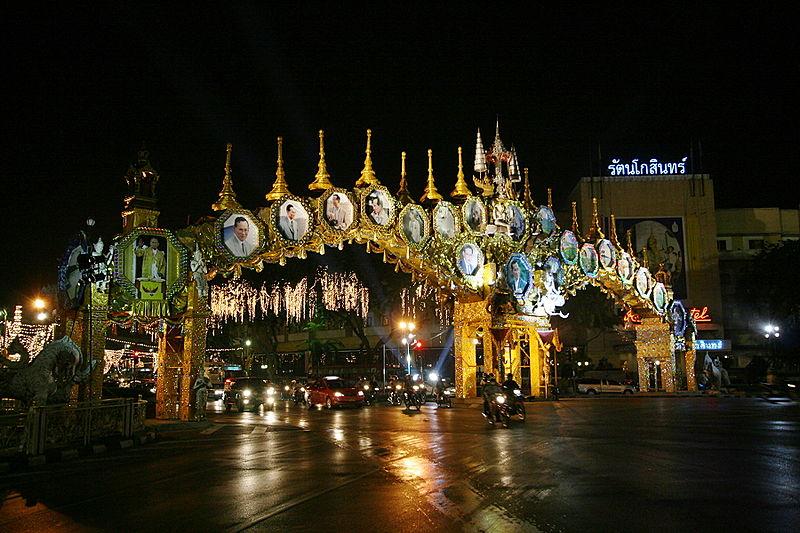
left=200, top=424, right=225, bottom=435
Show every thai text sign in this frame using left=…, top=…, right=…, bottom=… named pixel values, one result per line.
left=607, top=157, right=688, bottom=176
left=694, top=339, right=730, bottom=351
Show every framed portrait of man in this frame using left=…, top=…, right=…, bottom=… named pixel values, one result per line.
left=399, top=204, right=429, bottom=248
left=578, top=243, right=599, bottom=278
left=433, top=202, right=459, bottom=241
left=462, top=197, right=486, bottom=234
left=113, top=227, right=188, bottom=315
left=360, top=186, right=396, bottom=230
left=597, top=239, right=617, bottom=270
left=505, top=253, right=532, bottom=299
left=221, top=213, right=260, bottom=258
left=321, top=189, right=355, bottom=232
left=456, top=242, right=484, bottom=277
left=267, top=197, right=314, bottom=246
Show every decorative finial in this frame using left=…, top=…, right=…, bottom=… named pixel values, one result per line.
left=571, top=201, right=581, bottom=237
left=509, top=146, right=521, bottom=181
left=474, top=129, right=487, bottom=174
left=522, top=168, right=534, bottom=208
left=420, top=149, right=443, bottom=203
left=124, top=144, right=160, bottom=199
left=308, top=130, right=334, bottom=191
left=626, top=229, right=635, bottom=256
left=585, top=197, right=605, bottom=241
left=266, top=136, right=292, bottom=201
left=396, top=151, right=412, bottom=204
left=355, top=129, right=380, bottom=187
left=212, top=143, right=242, bottom=211
left=610, top=214, right=621, bottom=248
left=450, top=146, right=471, bottom=199
left=547, top=188, right=553, bottom=209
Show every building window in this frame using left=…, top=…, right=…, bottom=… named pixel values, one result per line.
left=717, top=239, right=730, bottom=251
left=747, top=238, right=764, bottom=250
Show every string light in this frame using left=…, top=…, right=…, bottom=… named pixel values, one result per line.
left=1, top=305, right=55, bottom=357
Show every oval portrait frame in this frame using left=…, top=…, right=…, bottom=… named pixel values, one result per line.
left=578, top=243, right=600, bottom=278
left=318, top=187, right=358, bottom=235
left=597, top=238, right=617, bottom=270
left=635, top=267, right=653, bottom=299
left=462, top=196, right=487, bottom=236
left=616, top=252, right=635, bottom=284
left=455, top=241, right=485, bottom=279
left=651, top=282, right=668, bottom=314
left=536, top=206, right=558, bottom=236
left=268, top=195, right=317, bottom=247
left=360, top=185, right=397, bottom=232
left=432, top=201, right=460, bottom=242
left=215, top=208, right=267, bottom=263
left=560, top=230, right=579, bottom=265
left=505, top=252, right=534, bottom=300
left=397, top=203, right=431, bottom=249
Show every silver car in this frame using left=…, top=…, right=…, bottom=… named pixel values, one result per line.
left=577, top=378, right=636, bottom=395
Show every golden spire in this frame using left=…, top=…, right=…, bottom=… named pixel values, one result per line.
left=547, top=188, right=553, bottom=209
left=396, top=151, right=412, bottom=204
left=585, top=197, right=605, bottom=241
left=571, top=201, right=581, bottom=238
left=355, top=129, right=380, bottom=187
left=450, top=146, right=471, bottom=199
left=522, top=168, right=534, bottom=209
left=266, top=136, right=292, bottom=201
left=626, top=229, right=635, bottom=256
left=610, top=214, right=621, bottom=248
left=212, top=143, right=242, bottom=211
left=420, top=149, right=443, bottom=203
left=308, top=130, right=333, bottom=191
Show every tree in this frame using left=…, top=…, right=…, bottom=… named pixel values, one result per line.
left=551, top=284, right=623, bottom=360
left=739, top=240, right=800, bottom=329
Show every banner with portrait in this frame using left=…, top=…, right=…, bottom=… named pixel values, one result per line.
left=615, top=217, right=687, bottom=299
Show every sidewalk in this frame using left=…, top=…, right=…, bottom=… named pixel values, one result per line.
left=144, top=418, right=213, bottom=433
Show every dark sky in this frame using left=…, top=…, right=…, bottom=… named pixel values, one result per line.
left=1, top=3, right=797, bottom=308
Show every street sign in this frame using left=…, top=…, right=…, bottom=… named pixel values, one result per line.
left=694, top=339, right=730, bottom=351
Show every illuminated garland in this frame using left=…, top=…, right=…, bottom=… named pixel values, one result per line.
left=400, top=282, right=453, bottom=325
left=1, top=305, right=55, bottom=357
left=210, top=268, right=370, bottom=329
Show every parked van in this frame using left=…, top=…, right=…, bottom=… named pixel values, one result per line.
left=577, top=378, right=636, bottom=395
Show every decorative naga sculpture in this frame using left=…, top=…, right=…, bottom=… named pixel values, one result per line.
left=0, top=336, right=95, bottom=407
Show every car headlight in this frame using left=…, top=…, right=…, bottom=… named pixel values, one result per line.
left=266, top=397, right=275, bottom=404
left=243, top=399, right=250, bottom=404
left=300, top=387, right=305, bottom=392
left=513, top=389, right=522, bottom=396
left=267, top=387, right=275, bottom=395
left=496, top=395, right=506, bottom=404
left=395, top=385, right=402, bottom=390
left=284, top=385, right=290, bottom=391
left=334, top=391, right=343, bottom=397
left=363, top=385, right=370, bottom=390
left=413, top=385, right=419, bottom=391
left=444, top=390, right=451, bottom=395
left=150, top=387, right=156, bottom=394
left=358, top=391, right=364, bottom=396
left=243, top=389, right=252, bottom=398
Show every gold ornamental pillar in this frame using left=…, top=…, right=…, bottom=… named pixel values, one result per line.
left=156, top=323, right=182, bottom=419
left=529, top=330, right=544, bottom=397
left=65, top=286, right=109, bottom=401
left=179, top=284, right=209, bottom=421
left=634, top=317, right=676, bottom=392
left=453, top=297, right=491, bottom=398
left=685, top=346, right=698, bottom=391
left=482, top=332, right=494, bottom=378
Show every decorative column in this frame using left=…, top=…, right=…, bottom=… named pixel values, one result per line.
left=156, top=322, right=182, bottom=419
left=685, top=346, right=698, bottom=391
left=179, top=283, right=209, bottom=421
left=528, top=329, right=543, bottom=397
left=634, top=317, right=675, bottom=392
left=453, top=298, right=491, bottom=398
left=66, top=285, right=108, bottom=402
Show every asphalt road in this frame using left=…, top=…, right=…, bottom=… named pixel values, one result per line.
left=0, top=397, right=797, bottom=532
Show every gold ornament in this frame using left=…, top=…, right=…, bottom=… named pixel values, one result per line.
left=212, top=143, right=242, bottom=212
left=265, top=136, right=292, bottom=201
left=308, top=130, right=334, bottom=191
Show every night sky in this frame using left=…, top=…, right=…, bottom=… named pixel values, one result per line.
left=1, top=4, right=797, bottom=308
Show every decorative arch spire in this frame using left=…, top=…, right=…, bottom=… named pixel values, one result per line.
left=626, top=229, right=635, bottom=256
left=265, top=136, right=292, bottom=201
left=308, top=130, right=333, bottom=191
left=609, top=214, right=621, bottom=248
left=522, top=168, right=534, bottom=208
left=396, top=151, right=412, bottom=204
left=212, top=143, right=241, bottom=211
left=355, top=129, right=380, bottom=187
left=450, top=146, right=471, bottom=199
left=585, top=197, right=605, bottom=241
left=420, top=149, right=443, bottom=203
left=571, top=201, right=581, bottom=238
left=547, top=188, right=553, bottom=209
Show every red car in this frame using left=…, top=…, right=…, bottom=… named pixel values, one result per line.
left=307, top=376, right=364, bottom=408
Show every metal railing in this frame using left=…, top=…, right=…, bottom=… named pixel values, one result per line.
left=24, top=398, right=147, bottom=456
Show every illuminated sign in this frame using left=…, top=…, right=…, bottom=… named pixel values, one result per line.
left=607, top=157, right=688, bottom=176
left=689, top=306, right=712, bottom=323
left=624, top=309, right=642, bottom=324
left=223, top=364, right=242, bottom=371
left=695, top=339, right=730, bottom=351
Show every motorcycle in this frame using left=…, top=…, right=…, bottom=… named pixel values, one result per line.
left=361, top=383, right=377, bottom=406
left=484, top=390, right=524, bottom=428
left=388, top=384, right=403, bottom=405
left=506, top=388, right=526, bottom=421
left=403, top=385, right=423, bottom=410
left=292, top=385, right=308, bottom=406
left=435, top=385, right=454, bottom=408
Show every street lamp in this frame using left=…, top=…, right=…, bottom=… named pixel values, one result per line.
left=399, top=321, right=416, bottom=374
left=33, top=298, right=46, bottom=310
left=763, top=324, right=780, bottom=339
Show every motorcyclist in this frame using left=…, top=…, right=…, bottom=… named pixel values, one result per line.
left=482, top=373, right=503, bottom=419
left=502, top=373, right=523, bottom=413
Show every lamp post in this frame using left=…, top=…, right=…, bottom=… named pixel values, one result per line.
left=399, top=321, right=416, bottom=375
left=763, top=324, right=780, bottom=375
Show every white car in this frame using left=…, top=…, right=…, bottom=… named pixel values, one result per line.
left=577, top=378, right=636, bottom=395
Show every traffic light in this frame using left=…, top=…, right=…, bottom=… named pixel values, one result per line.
left=413, top=340, right=423, bottom=350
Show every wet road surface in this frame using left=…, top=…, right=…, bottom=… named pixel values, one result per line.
left=1, top=397, right=798, bottom=532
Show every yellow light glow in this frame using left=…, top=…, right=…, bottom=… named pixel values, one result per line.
left=33, top=298, right=46, bottom=310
